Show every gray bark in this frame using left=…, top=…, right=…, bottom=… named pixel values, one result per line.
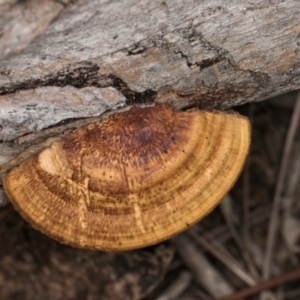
left=1, top=0, right=300, bottom=202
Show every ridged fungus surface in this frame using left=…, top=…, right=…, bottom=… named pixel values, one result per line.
left=3, top=105, right=250, bottom=251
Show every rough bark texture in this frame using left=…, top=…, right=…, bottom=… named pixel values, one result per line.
left=0, top=0, right=69, bottom=60
left=0, top=0, right=300, bottom=198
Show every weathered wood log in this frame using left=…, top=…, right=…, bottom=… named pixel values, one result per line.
left=0, top=0, right=300, bottom=204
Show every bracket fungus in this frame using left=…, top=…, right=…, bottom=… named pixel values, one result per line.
left=3, top=105, right=250, bottom=251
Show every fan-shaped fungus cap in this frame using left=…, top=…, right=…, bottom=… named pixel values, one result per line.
left=3, top=105, right=250, bottom=251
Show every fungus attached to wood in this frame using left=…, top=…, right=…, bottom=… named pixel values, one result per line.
left=3, top=105, right=250, bottom=251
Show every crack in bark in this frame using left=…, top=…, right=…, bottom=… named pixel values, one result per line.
left=197, top=55, right=225, bottom=69
left=175, top=49, right=226, bottom=70
left=0, top=62, right=157, bottom=105
left=173, top=50, right=193, bottom=67
left=225, top=57, right=271, bottom=89
left=172, top=27, right=229, bottom=70
left=127, top=43, right=147, bottom=55
left=108, top=74, right=157, bottom=105
left=187, top=28, right=271, bottom=88
left=0, top=62, right=105, bottom=95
